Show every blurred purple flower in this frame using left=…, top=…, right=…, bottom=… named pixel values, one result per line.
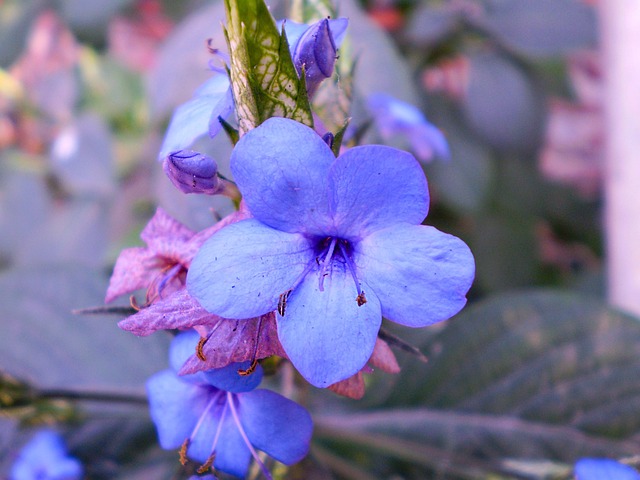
left=148, top=331, right=312, bottom=478
left=187, top=118, right=474, bottom=387
left=368, top=92, right=450, bottom=162
left=575, top=458, right=640, bottom=480
left=10, top=430, right=82, bottom=480
left=163, top=150, right=222, bottom=195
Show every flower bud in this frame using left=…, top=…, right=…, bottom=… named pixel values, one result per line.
left=292, top=19, right=340, bottom=96
left=163, top=150, right=221, bottom=195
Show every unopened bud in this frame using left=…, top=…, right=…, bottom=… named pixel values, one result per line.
left=292, top=19, right=342, bottom=96
left=163, top=150, right=221, bottom=195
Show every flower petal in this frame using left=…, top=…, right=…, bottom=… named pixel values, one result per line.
left=230, top=117, right=334, bottom=235
left=238, top=389, right=313, bottom=465
left=146, top=370, right=210, bottom=449
left=329, top=145, right=429, bottom=240
left=158, top=74, right=233, bottom=160
left=188, top=398, right=251, bottom=478
left=356, top=224, right=474, bottom=327
left=575, top=458, right=640, bottom=480
left=203, top=361, right=263, bottom=393
left=187, top=219, right=314, bottom=319
left=277, top=260, right=382, bottom=387
left=105, top=247, right=157, bottom=303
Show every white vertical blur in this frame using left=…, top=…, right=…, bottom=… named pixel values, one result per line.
left=602, top=1, right=640, bottom=316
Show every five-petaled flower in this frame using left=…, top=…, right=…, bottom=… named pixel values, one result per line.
left=187, top=117, right=475, bottom=387
left=147, top=330, right=313, bottom=479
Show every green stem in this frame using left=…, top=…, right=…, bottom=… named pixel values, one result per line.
left=37, top=389, right=148, bottom=405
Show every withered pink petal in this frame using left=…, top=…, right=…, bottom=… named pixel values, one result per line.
left=328, top=372, right=365, bottom=400
left=105, top=247, right=159, bottom=303
left=179, top=313, right=285, bottom=374
left=141, top=207, right=195, bottom=258
left=369, top=337, right=401, bottom=374
left=118, top=288, right=220, bottom=336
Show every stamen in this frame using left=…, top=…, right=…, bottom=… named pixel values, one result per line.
left=179, top=438, right=190, bottom=466
left=338, top=242, right=365, bottom=306
left=277, top=290, right=291, bottom=316
left=146, top=263, right=183, bottom=305
left=129, top=295, right=142, bottom=311
left=227, top=392, right=273, bottom=480
left=318, top=237, right=338, bottom=292
left=197, top=453, right=216, bottom=474
left=196, top=336, right=208, bottom=361
left=238, top=359, right=258, bottom=376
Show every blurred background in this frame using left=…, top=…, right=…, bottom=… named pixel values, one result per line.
left=1, top=0, right=639, bottom=479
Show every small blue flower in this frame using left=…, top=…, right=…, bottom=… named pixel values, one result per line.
left=187, top=117, right=474, bottom=387
left=575, top=458, right=640, bottom=480
left=10, top=430, right=83, bottom=480
left=158, top=74, right=234, bottom=160
left=368, top=92, right=450, bottom=162
left=147, top=331, right=313, bottom=479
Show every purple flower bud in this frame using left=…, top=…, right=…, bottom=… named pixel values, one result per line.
left=292, top=19, right=340, bottom=96
left=163, top=150, right=221, bottom=195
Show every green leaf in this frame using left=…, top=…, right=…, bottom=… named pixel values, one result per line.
left=224, top=0, right=313, bottom=135
left=0, top=265, right=170, bottom=393
left=314, top=290, right=640, bottom=478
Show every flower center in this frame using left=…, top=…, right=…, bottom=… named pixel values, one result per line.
left=317, top=237, right=367, bottom=305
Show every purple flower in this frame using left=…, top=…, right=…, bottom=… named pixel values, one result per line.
left=575, top=458, right=640, bottom=480
left=147, top=331, right=313, bottom=479
left=163, top=150, right=222, bottom=195
left=10, top=430, right=83, bottom=480
left=187, top=117, right=474, bottom=387
left=368, top=92, right=450, bottom=162
left=158, top=74, right=234, bottom=160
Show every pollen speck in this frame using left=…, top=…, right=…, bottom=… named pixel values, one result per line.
left=356, top=291, right=367, bottom=306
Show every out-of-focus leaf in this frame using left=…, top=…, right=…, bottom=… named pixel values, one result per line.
left=469, top=213, right=538, bottom=292
left=146, top=2, right=227, bottom=119
left=314, top=290, right=640, bottom=478
left=0, top=265, right=170, bottom=392
left=424, top=101, right=492, bottom=213
left=473, top=0, right=597, bottom=58
left=405, top=4, right=461, bottom=48
left=0, top=162, right=52, bottom=264
left=16, top=199, right=110, bottom=268
left=0, top=0, right=45, bottom=68
left=59, top=0, right=133, bottom=39
left=463, top=52, right=545, bottom=151
left=50, top=113, right=115, bottom=197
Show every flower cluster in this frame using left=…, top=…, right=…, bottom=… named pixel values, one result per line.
left=107, top=1, right=474, bottom=477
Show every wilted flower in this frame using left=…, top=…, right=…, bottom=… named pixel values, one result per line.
left=368, top=92, right=450, bottom=162
left=10, top=430, right=82, bottom=480
left=574, top=458, right=640, bottom=480
left=147, top=331, right=313, bottom=478
left=187, top=117, right=474, bottom=387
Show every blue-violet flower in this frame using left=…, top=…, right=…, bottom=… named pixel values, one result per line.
left=10, top=430, right=83, bottom=480
left=147, top=330, right=313, bottom=478
left=575, top=458, right=640, bottom=480
left=187, top=117, right=475, bottom=387
left=368, top=92, right=450, bottom=162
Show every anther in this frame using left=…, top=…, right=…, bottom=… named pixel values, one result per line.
left=356, top=291, right=367, bottom=306
left=197, top=453, right=216, bottom=474
left=179, top=438, right=190, bottom=466
left=238, top=359, right=258, bottom=376
left=196, top=336, right=208, bottom=361
left=277, top=290, right=292, bottom=317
